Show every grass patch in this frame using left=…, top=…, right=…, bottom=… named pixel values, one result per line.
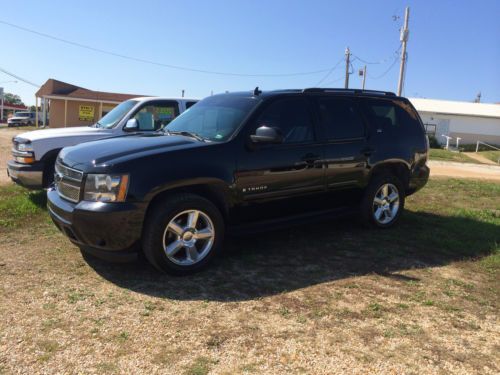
left=478, top=150, right=500, bottom=164
left=185, top=356, right=217, bottom=375
left=0, top=184, right=47, bottom=228
left=429, top=149, right=480, bottom=163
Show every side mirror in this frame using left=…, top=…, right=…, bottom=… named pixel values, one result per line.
left=250, top=126, right=283, bottom=144
left=124, top=118, right=139, bottom=131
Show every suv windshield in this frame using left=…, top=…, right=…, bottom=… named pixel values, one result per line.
left=165, top=95, right=260, bottom=142
left=95, top=100, right=138, bottom=129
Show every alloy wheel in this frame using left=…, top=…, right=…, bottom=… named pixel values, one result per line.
left=372, top=183, right=400, bottom=225
left=162, top=209, right=215, bottom=266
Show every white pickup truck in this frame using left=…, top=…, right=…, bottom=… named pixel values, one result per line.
left=7, top=111, right=42, bottom=127
left=7, top=97, right=197, bottom=189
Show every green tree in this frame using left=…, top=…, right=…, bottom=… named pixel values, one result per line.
left=3, top=93, right=24, bottom=105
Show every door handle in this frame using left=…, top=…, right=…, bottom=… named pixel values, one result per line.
left=361, top=147, right=375, bottom=156
left=302, top=153, right=320, bottom=165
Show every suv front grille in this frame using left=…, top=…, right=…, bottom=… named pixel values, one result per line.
left=55, top=161, right=84, bottom=203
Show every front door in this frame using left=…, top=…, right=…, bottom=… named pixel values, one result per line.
left=235, top=96, right=325, bottom=207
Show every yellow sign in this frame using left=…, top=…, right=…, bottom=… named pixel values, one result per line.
left=79, top=105, right=95, bottom=121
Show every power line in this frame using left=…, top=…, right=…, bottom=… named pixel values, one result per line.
left=0, top=67, right=40, bottom=87
left=314, top=57, right=344, bottom=86
left=0, top=20, right=339, bottom=78
left=366, top=54, right=399, bottom=80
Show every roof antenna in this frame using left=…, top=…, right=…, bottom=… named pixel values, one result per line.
left=253, top=86, right=262, bottom=96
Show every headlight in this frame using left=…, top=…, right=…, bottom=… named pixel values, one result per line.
left=83, top=174, right=129, bottom=202
left=17, top=143, right=33, bottom=152
left=12, top=140, right=35, bottom=164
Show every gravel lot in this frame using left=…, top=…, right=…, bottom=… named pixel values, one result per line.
left=0, top=178, right=498, bottom=374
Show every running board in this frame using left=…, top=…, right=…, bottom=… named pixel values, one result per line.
left=227, top=206, right=357, bottom=236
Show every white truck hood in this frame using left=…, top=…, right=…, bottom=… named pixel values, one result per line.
left=17, top=126, right=111, bottom=141
left=15, top=126, right=116, bottom=161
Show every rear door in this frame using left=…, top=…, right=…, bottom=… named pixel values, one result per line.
left=315, top=96, right=370, bottom=190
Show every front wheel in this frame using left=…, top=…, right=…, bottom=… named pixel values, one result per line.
left=360, top=174, right=405, bottom=228
left=142, top=193, right=225, bottom=275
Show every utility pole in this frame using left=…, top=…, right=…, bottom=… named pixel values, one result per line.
left=359, top=66, right=367, bottom=90
left=0, top=87, right=4, bottom=121
left=397, top=6, right=410, bottom=96
left=344, top=47, right=351, bottom=89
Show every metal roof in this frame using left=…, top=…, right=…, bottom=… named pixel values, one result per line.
left=409, top=98, right=500, bottom=119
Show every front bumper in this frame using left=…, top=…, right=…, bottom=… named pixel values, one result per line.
left=7, top=160, right=44, bottom=189
left=47, top=188, right=146, bottom=261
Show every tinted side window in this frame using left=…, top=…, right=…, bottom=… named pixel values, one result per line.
left=186, top=101, right=197, bottom=109
left=134, top=102, right=180, bottom=131
left=256, top=97, right=314, bottom=144
left=363, top=99, right=422, bottom=136
left=318, top=97, right=365, bottom=140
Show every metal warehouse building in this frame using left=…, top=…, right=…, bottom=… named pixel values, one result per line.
left=409, top=98, right=500, bottom=146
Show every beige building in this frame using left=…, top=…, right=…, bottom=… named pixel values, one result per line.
left=35, top=79, right=144, bottom=128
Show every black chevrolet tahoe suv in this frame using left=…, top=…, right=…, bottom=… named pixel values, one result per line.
left=47, top=88, right=429, bottom=275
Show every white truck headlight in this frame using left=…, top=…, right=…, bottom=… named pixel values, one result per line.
left=83, top=174, right=129, bottom=202
left=17, top=143, right=34, bottom=152
left=12, top=141, right=35, bottom=164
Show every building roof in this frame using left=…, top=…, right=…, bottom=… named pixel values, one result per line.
left=2, top=103, right=28, bottom=110
left=409, top=98, right=500, bottom=119
left=35, top=78, right=146, bottom=103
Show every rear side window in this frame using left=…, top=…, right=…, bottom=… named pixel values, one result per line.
left=363, top=99, right=423, bottom=135
left=317, top=97, right=365, bottom=140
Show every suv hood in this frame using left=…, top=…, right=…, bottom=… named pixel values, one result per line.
left=59, top=133, right=205, bottom=170
left=16, top=126, right=112, bottom=142
left=10, top=116, right=31, bottom=120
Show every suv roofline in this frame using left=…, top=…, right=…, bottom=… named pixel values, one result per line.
left=213, top=88, right=399, bottom=99
left=301, top=88, right=397, bottom=96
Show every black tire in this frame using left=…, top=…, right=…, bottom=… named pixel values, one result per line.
left=27, top=121, right=32, bottom=127
left=142, top=193, right=225, bottom=275
left=360, top=173, right=405, bottom=228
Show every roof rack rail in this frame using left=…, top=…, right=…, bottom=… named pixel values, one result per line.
left=302, top=88, right=396, bottom=96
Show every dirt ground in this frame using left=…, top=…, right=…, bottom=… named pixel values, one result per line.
left=428, top=160, right=500, bottom=181
left=0, top=176, right=499, bottom=373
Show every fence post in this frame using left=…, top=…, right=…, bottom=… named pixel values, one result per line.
left=476, top=141, right=479, bottom=153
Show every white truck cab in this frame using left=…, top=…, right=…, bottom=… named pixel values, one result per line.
left=7, top=97, right=197, bottom=189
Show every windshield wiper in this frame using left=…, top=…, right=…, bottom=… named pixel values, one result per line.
left=166, top=130, right=207, bottom=142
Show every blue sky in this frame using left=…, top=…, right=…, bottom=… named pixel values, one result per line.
left=0, top=0, right=499, bottom=105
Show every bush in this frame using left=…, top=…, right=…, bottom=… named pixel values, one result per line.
left=428, top=135, right=441, bottom=149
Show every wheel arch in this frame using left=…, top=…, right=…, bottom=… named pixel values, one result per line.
left=40, top=148, right=61, bottom=187
left=369, top=160, right=411, bottom=191
left=143, top=179, right=232, bottom=225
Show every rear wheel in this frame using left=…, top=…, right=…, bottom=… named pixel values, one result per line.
left=142, top=193, right=225, bottom=275
left=360, top=174, right=405, bottom=228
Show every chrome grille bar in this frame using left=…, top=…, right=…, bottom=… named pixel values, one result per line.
left=55, top=161, right=83, bottom=203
